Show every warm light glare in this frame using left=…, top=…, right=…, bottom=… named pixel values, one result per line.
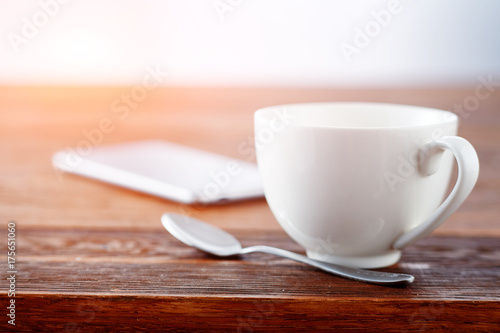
left=50, top=30, right=116, bottom=66
left=0, top=0, right=499, bottom=87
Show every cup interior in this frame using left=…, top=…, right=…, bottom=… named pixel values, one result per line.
left=256, top=102, right=457, bottom=129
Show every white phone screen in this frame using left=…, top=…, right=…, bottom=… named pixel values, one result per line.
left=52, top=140, right=264, bottom=204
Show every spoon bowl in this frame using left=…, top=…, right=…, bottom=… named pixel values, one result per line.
left=163, top=212, right=242, bottom=256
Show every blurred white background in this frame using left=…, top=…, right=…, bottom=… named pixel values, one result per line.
left=0, top=0, right=499, bottom=87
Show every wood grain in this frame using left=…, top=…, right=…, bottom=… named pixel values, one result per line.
left=0, top=86, right=499, bottom=331
left=0, top=86, right=498, bottom=234
left=5, top=228, right=500, bottom=299
left=1, top=229, right=500, bottom=331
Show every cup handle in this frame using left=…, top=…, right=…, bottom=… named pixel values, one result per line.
left=393, top=136, right=479, bottom=249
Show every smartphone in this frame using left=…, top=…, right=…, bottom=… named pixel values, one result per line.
left=52, top=140, right=264, bottom=204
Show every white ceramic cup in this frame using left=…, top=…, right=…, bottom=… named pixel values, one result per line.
left=254, top=102, right=479, bottom=268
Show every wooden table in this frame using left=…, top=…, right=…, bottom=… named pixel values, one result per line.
left=1, top=86, right=499, bottom=331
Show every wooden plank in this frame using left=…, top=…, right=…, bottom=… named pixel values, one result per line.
left=0, top=86, right=499, bottom=331
left=1, top=229, right=499, bottom=300
left=1, top=230, right=499, bottom=331
left=0, top=86, right=499, bottom=235
left=6, top=296, right=500, bottom=332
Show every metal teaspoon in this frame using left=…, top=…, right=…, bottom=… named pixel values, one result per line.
left=161, top=213, right=414, bottom=285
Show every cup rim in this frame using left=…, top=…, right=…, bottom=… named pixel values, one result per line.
left=255, top=102, right=458, bottom=130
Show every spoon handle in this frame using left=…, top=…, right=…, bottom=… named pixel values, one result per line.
left=241, top=245, right=414, bottom=285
